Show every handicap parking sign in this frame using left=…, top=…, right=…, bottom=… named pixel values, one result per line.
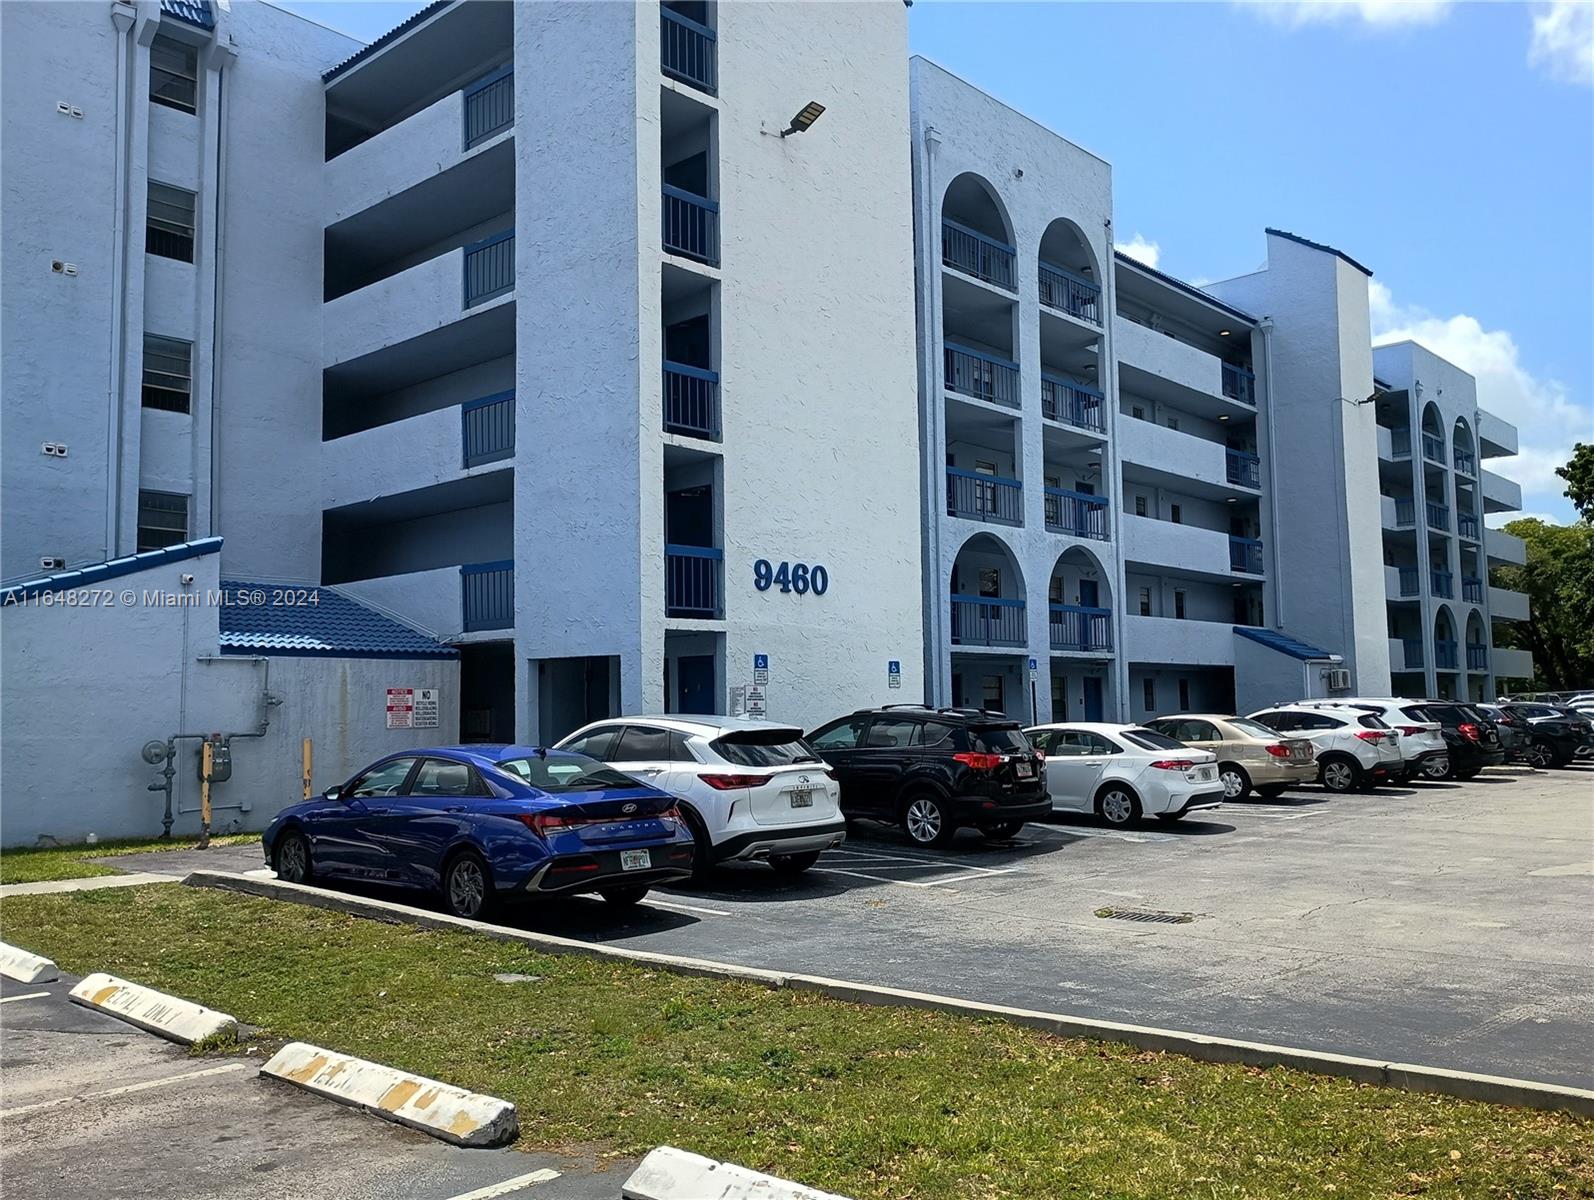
left=754, top=654, right=769, bottom=670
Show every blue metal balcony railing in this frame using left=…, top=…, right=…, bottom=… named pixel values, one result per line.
left=462, top=392, right=514, bottom=467
left=941, top=219, right=1015, bottom=291
left=1458, top=512, right=1480, bottom=540
left=662, top=186, right=719, bottom=266
left=1466, top=643, right=1488, bottom=671
left=1221, top=362, right=1256, bottom=406
left=1462, top=576, right=1483, bottom=603
left=464, top=231, right=514, bottom=306
left=1454, top=447, right=1476, bottom=477
left=946, top=468, right=1022, bottom=526
left=1426, top=502, right=1450, bottom=531
left=1229, top=536, right=1264, bottom=575
left=1390, top=427, right=1412, bottom=457
left=1422, top=433, right=1445, bottom=463
left=666, top=544, right=722, bottom=618
left=1401, top=637, right=1424, bottom=670
left=1037, top=261, right=1101, bottom=325
left=1225, top=448, right=1261, bottom=489
left=1434, top=640, right=1459, bottom=671
left=1049, top=604, right=1112, bottom=652
left=660, top=7, right=716, bottom=95
left=463, top=67, right=513, bottom=149
left=1431, top=569, right=1454, bottom=598
left=1397, top=566, right=1419, bottom=596
left=1040, top=374, right=1105, bottom=431
left=663, top=362, right=719, bottom=439
left=949, top=595, right=1026, bottom=648
left=1394, top=497, right=1415, bottom=525
left=461, top=561, right=513, bottom=632
left=944, top=342, right=1020, bottom=408
left=1044, top=488, right=1109, bottom=540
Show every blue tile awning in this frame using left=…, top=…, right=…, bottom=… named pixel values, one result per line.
left=220, top=580, right=456, bottom=659
left=1, top=538, right=223, bottom=606
left=1235, top=625, right=1340, bottom=662
left=160, top=0, right=215, bottom=31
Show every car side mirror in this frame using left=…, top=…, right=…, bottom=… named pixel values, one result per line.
left=323, top=785, right=343, bottom=801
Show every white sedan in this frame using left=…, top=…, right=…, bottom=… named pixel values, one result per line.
left=555, top=715, right=846, bottom=877
left=1023, top=722, right=1223, bottom=828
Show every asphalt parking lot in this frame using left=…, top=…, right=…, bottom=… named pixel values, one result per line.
left=87, top=762, right=1594, bottom=1092
left=0, top=974, right=629, bottom=1200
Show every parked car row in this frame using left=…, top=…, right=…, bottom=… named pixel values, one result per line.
left=262, top=695, right=1591, bottom=920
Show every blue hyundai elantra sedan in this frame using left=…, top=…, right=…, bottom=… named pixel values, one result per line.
left=261, top=746, right=695, bottom=918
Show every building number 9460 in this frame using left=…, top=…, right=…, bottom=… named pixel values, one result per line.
left=753, top=559, right=828, bottom=596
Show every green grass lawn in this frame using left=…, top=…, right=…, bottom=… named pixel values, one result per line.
left=0, top=834, right=255, bottom=885
left=3, top=886, right=1589, bottom=1198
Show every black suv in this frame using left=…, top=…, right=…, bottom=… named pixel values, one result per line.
left=1499, top=703, right=1594, bottom=768
left=807, top=706, right=1051, bottom=847
left=1411, top=701, right=1505, bottom=778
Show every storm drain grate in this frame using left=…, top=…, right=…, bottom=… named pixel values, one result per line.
left=1094, top=906, right=1195, bottom=925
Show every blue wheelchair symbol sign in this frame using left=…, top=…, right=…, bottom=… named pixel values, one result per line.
left=754, top=654, right=769, bottom=671
left=888, top=661, right=901, bottom=674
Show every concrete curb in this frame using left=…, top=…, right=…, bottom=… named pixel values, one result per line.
left=260, top=1041, right=518, bottom=1147
left=0, top=940, right=60, bottom=984
left=623, top=1146, right=852, bottom=1200
left=183, top=870, right=1594, bottom=1117
left=69, top=972, right=237, bottom=1044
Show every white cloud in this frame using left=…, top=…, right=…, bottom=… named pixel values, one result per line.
left=1114, top=234, right=1161, bottom=270
left=1369, top=280, right=1592, bottom=514
left=1529, top=0, right=1594, bottom=85
left=1238, top=0, right=1452, bottom=29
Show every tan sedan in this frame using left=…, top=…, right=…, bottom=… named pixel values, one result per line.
left=1145, top=714, right=1317, bottom=800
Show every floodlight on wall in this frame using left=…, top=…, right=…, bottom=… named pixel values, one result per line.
left=780, top=101, right=827, bottom=137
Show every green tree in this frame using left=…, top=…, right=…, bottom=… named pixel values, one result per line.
left=1557, top=442, right=1594, bottom=521
left=1490, top=517, right=1594, bottom=689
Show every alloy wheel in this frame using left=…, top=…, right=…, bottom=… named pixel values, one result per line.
left=1421, top=756, right=1449, bottom=780
left=1322, top=761, right=1355, bottom=792
left=1100, top=790, right=1134, bottom=825
left=905, top=798, right=943, bottom=844
left=448, top=857, right=486, bottom=918
left=277, top=835, right=307, bottom=883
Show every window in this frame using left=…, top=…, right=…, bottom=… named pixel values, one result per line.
left=865, top=718, right=919, bottom=748
left=978, top=568, right=1001, bottom=598
left=146, top=182, right=195, bottom=262
left=1253, top=711, right=1296, bottom=731
left=347, top=757, right=417, bottom=798
left=1167, top=416, right=1180, bottom=432
left=809, top=717, right=868, bottom=751
left=1142, top=678, right=1156, bottom=711
left=1152, top=719, right=1217, bottom=743
left=1131, top=405, right=1145, bottom=420
left=150, top=35, right=198, bottom=114
left=497, top=756, right=636, bottom=792
left=710, top=730, right=817, bottom=767
left=916, top=721, right=956, bottom=747
left=136, top=490, right=188, bottom=551
left=980, top=675, right=1004, bottom=712
left=1229, top=717, right=1283, bottom=740
left=1048, top=729, right=1116, bottom=756
left=969, top=725, right=1030, bottom=754
left=1174, top=589, right=1186, bottom=620
left=142, top=334, right=192, bottom=413
left=1139, top=587, right=1152, bottom=617
left=560, top=728, right=619, bottom=761
left=1178, top=678, right=1190, bottom=710
left=614, top=725, right=672, bottom=761
left=1123, top=729, right=1188, bottom=752
left=410, top=759, right=480, bottom=797
left=1134, top=495, right=1147, bottom=518
left=1170, top=504, right=1183, bottom=525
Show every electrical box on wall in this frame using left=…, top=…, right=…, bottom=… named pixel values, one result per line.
left=195, top=739, right=234, bottom=783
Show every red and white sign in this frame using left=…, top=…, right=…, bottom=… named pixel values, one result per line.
left=387, top=687, right=440, bottom=730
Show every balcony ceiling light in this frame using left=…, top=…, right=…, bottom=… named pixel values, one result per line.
left=1218, top=414, right=1230, bottom=421
left=780, top=101, right=827, bottom=137
left=1219, top=329, right=1231, bottom=337
left=1226, top=496, right=1238, bottom=503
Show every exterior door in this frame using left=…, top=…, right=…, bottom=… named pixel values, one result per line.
left=1042, top=730, right=1111, bottom=812
left=676, top=655, right=715, bottom=714
left=1083, top=677, right=1104, bottom=721
left=807, top=716, right=871, bottom=808
left=607, top=724, right=676, bottom=786
left=323, top=757, right=420, bottom=878
left=1078, top=579, right=1099, bottom=609
left=851, top=716, right=921, bottom=811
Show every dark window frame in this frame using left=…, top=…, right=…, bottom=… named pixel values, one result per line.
left=146, top=181, right=196, bottom=262
left=142, top=333, right=193, bottom=413
left=136, top=489, right=189, bottom=551
left=150, top=35, right=199, bottom=114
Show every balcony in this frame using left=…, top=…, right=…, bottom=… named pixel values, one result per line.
left=1466, top=643, right=1488, bottom=671
left=1386, top=565, right=1419, bottom=597
left=1485, top=527, right=1526, bottom=566
left=1124, top=615, right=1237, bottom=667
left=1221, top=363, right=1255, bottom=406
left=1044, top=488, right=1109, bottom=540
left=1425, top=502, right=1450, bottom=531
left=1116, top=319, right=1226, bottom=403
left=1122, top=514, right=1234, bottom=578
left=666, top=545, right=723, bottom=618
left=663, top=186, right=719, bottom=266
left=464, top=68, right=513, bottom=148
left=462, top=392, right=514, bottom=467
left=1040, top=374, right=1105, bottom=432
left=1434, top=640, right=1459, bottom=671
left=464, top=232, right=514, bottom=306
left=1037, top=261, right=1100, bottom=325
left=1481, top=468, right=1522, bottom=513
left=1477, top=409, right=1518, bottom=458
left=1492, top=646, right=1533, bottom=680
left=1430, top=568, right=1453, bottom=599
left=663, top=362, right=720, bottom=439
left=1229, top=536, right=1264, bottom=575
left=1050, top=605, right=1112, bottom=652
left=949, top=595, right=1026, bottom=648
left=1119, top=420, right=1247, bottom=495
left=1457, top=512, right=1481, bottom=541
left=462, top=560, right=513, bottom=633
left=942, top=220, right=1016, bottom=291
left=660, top=7, right=716, bottom=95
left=947, top=469, right=1022, bottom=527
left=1453, top=447, right=1476, bottom=477
left=1462, top=576, right=1483, bottom=603
left=1422, top=433, right=1445, bottom=464
left=339, top=565, right=467, bottom=641
left=1391, top=637, right=1423, bottom=671
left=322, top=396, right=514, bottom=509
left=1382, top=495, right=1416, bottom=528
left=944, top=343, right=1020, bottom=409
left=1225, top=448, right=1261, bottom=489
left=1489, top=586, right=1530, bottom=621
left=1388, top=426, right=1412, bottom=458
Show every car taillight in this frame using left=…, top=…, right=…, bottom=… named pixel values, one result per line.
left=1148, top=760, right=1199, bottom=771
left=700, top=774, right=769, bottom=791
left=1264, top=743, right=1292, bottom=758
left=1457, top=723, right=1481, bottom=741
left=823, top=769, right=839, bottom=780
left=953, top=752, right=1003, bottom=771
left=1354, top=731, right=1387, bottom=743
left=1398, top=725, right=1427, bottom=737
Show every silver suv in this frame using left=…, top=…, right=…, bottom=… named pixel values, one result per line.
left=1291, top=698, right=1449, bottom=780
left=1247, top=704, right=1403, bottom=793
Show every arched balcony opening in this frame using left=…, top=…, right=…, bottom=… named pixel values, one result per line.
left=940, top=173, right=1015, bottom=291
left=1038, top=218, right=1101, bottom=326
left=1464, top=610, right=1488, bottom=673
left=1433, top=604, right=1459, bottom=674
left=1048, top=546, right=1112, bottom=653
left=949, top=532, right=1026, bottom=649
left=1420, top=401, right=1446, bottom=465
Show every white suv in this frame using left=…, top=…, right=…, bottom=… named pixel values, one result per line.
left=1247, top=705, right=1403, bottom=793
left=1291, top=698, right=1449, bottom=780
left=555, top=716, right=845, bottom=877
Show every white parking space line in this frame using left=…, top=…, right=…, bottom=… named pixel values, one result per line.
left=1223, top=806, right=1328, bottom=820
left=1, top=1062, right=251, bottom=1120
left=1050, top=826, right=1179, bottom=844
left=442, top=1169, right=562, bottom=1199
left=643, top=898, right=730, bottom=917
left=827, top=848, right=1013, bottom=876
left=0, top=990, right=51, bottom=1005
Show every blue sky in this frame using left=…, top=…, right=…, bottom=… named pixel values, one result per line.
left=277, top=0, right=1592, bottom=521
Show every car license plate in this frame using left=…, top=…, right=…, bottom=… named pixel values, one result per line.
left=1197, top=766, right=1216, bottom=781
left=620, top=849, right=651, bottom=872
left=1015, top=761, right=1034, bottom=779
left=789, top=789, right=813, bottom=808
